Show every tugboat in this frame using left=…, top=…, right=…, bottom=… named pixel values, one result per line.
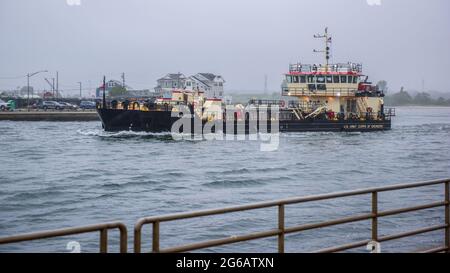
left=97, top=28, right=395, bottom=133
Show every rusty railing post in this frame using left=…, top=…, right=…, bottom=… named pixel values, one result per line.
left=445, top=181, right=449, bottom=253
left=372, top=192, right=378, bottom=242
left=119, top=224, right=128, bottom=253
left=134, top=224, right=142, bottom=253
left=153, top=221, right=160, bottom=253
left=278, top=204, right=285, bottom=253
left=100, top=228, right=108, bottom=253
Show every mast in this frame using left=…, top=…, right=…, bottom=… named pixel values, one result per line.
left=313, top=27, right=332, bottom=72
left=102, top=76, right=107, bottom=109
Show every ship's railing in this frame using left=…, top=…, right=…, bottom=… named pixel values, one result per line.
left=134, top=178, right=450, bottom=253
left=248, top=99, right=284, bottom=106
left=282, top=87, right=358, bottom=97
left=247, top=100, right=326, bottom=110
left=287, top=101, right=325, bottom=110
left=0, top=222, right=127, bottom=253
left=341, top=112, right=388, bottom=121
left=289, top=63, right=363, bottom=73
left=384, top=108, right=396, bottom=117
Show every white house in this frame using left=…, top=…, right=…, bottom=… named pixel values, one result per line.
left=154, top=73, right=187, bottom=98
left=154, top=72, right=225, bottom=99
left=184, top=73, right=225, bottom=99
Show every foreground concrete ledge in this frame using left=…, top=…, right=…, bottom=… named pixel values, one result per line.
left=0, top=111, right=99, bottom=121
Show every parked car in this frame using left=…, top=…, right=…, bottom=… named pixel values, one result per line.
left=79, top=101, right=96, bottom=110
left=0, top=99, right=9, bottom=111
left=58, top=102, right=78, bottom=110
left=7, top=100, right=16, bottom=110
left=39, top=101, right=65, bottom=110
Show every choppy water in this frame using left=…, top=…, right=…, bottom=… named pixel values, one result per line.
left=0, top=106, right=449, bottom=253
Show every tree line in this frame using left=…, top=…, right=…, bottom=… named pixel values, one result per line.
left=384, top=90, right=450, bottom=106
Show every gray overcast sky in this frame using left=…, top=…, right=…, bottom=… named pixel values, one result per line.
left=0, top=0, right=449, bottom=94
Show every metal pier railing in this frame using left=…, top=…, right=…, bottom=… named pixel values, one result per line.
left=134, top=179, right=450, bottom=253
left=0, top=179, right=449, bottom=253
left=0, top=222, right=128, bottom=253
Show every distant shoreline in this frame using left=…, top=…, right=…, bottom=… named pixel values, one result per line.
left=0, top=111, right=98, bottom=121
left=385, top=105, right=450, bottom=108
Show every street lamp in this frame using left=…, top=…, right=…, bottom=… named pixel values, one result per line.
left=27, top=70, right=48, bottom=111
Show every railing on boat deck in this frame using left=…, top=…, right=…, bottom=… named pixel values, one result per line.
left=134, top=178, right=450, bottom=253
left=282, top=88, right=359, bottom=97
left=0, top=179, right=448, bottom=253
left=289, top=63, right=363, bottom=74
left=384, top=108, right=396, bottom=117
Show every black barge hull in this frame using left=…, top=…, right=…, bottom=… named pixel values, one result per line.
left=97, top=109, right=391, bottom=133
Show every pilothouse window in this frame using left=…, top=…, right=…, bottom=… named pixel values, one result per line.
left=340, top=76, right=347, bottom=83
left=307, top=75, right=315, bottom=83
left=316, top=76, right=325, bottom=83
left=300, top=76, right=306, bottom=83
left=317, top=84, right=326, bottom=90
left=286, top=75, right=292, bottom=83
left=292, top=76, right=299, bottom=83
left=333, top=76, right=340, bottom=83
left=326, top=76, right=333, bottom=83
left=308, top=84, right=316, bottom=91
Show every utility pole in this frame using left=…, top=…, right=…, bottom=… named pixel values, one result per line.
left=102, top=76, right=107, bottom=109
left=56, top=71, right=59, bottom=98
left=27, top=74, right=30, bottom=112
left=121, top=72, right=125, bottom=89
left=52, top=78, right=55, bottom=97
left=264, top=74, right=268, bottom=93
left=27, top=70, right=48, bottom=111
left=78, top=82, right=82, bottom=98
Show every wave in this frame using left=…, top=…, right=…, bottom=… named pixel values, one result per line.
left=206, top=168, right=251, bottom=176
left=397, top=123, right=450, bottom=133
left=256, top=166, right=289, bottom=173
left=202, top=178, right=265, bottom=188
left=439, top=124, right=450, bottom=131
left=5, top=190, right=66, bottom=201
left=76, top=128, right=384, bottom=141
left=99, top=179, right=159, bottom=189
left=76, top=129, right=172, bottom=138
left=206, top=166, right=288, bottom=176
